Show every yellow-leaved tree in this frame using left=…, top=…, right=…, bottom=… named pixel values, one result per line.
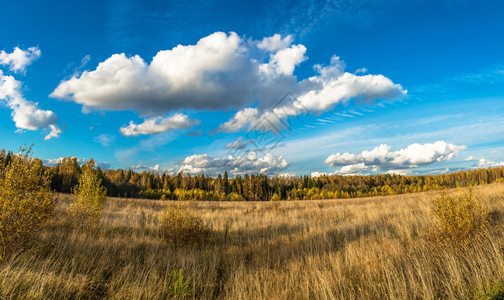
left=0, top=146, right=55, bottom=261
left=432, top=187, right=489, bottom=245
left=69, top=159, right=107, bottom=228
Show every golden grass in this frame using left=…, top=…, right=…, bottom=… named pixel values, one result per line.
left=1, top=184, right=504, bottom=299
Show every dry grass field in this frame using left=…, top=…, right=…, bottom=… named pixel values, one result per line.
left=1, top=184, right=504, bottom=299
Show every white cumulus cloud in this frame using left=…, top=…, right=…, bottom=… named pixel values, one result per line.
left=178, top=152, right=289, bottom=176
left=0, top=68, right=61, bottom=140
left=44, top=125, right=62, bottom=141
left=130, top=163, right=176, bottom=174
left=257, top=34, right=293, bottom=52
left=50, top=32, right=405, bottom=136
left=276, top=173, right=297, bottom=179
left=0, top=47, right=41, bottom=73
left=259, top=44, right=307, bottom=76
left=120, top=113, right=199, bottom=136
left=225, top=137, right=248, bottom=149
left=386, top=169, right=413, bottom=176
left=336, top=163, right=370, bottom=175
left=217, top=108, right=259, bottom=133
left=219, top=55, right=406, bottom=133
left=324, top=141, right=465, bottom=175
left=51, top=32, right=270, bottom=115
left=472, top=158, right=504, bottom=168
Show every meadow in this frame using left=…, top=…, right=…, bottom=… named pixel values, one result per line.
left=1, top=184, right=504, bottom=299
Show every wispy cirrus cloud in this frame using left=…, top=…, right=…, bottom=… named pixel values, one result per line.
left=413, top=64, right=504, bottom=98
left=115, top=130, right=181, bottom=166
left=93, top=134, right=115, bottom=146
left=61, top=54, right=92, bottom=78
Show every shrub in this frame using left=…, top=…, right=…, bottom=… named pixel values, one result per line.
left=166, top=268, right=192, bottom=299
left=431, top=188, right=489, bottom=244
left=159, top=203, right=211, bottom=246
left=270, top=193, right=281, bottom=209
left=271, top=193, right=281, bottom=202
left=226, top=192, right=244, bottom=201
left=68, top=159, right=107, bottom=228
left=0, top=146, right=55, bottom=261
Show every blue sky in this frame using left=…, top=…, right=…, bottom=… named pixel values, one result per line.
left=1, top=0, right=504, bottom=176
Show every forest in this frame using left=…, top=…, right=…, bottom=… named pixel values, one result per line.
left=1, top=148, right=503, bottom=201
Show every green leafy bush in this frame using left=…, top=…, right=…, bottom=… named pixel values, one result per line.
left=166, top=268, right=192, bottom=299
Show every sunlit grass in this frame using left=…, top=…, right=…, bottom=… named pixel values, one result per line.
left=1, top=184, right=504, bottom=299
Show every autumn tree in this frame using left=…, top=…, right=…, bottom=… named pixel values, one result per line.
left=68, top=159, right=107, bottom=228
left=223, top=171, right=230, bottom=195
left=0, top=146, right=55, bottom=261
left=58, top=156, right=80, bottom=193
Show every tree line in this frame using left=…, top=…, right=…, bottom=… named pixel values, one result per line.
left=1, top=149, right=503, bottom=201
